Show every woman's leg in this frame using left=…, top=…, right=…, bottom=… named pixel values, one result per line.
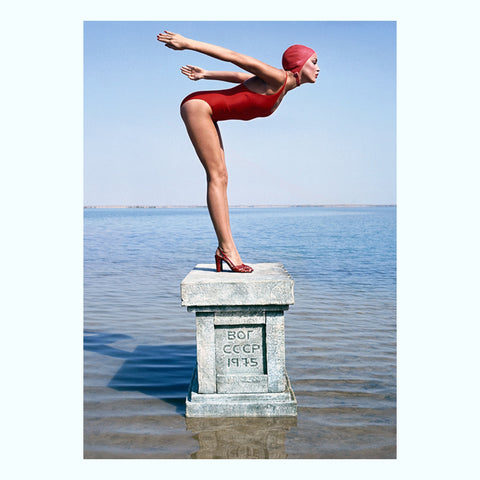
left=181, top=99, right=244, bottom=266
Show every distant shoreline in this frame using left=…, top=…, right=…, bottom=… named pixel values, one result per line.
left=84, top=204, right=396, bottom=209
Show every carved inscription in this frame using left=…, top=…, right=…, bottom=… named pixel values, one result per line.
left=215, top=325, right=265, bottom=375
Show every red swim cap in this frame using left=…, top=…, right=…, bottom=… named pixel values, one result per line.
left=282, top=44, right=316, bottom=74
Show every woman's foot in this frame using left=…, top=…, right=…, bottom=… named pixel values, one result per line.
left=216, top=245, right=241, bottom=265
left=215, top=246, right=253, bottom=273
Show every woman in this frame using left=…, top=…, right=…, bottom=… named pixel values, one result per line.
left=157, top=30, right=319, bottom=273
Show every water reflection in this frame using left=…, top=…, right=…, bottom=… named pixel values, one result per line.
left=186, top=417, right=297, bottom=459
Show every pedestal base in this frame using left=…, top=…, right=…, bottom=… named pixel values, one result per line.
left=186, top=367, right=297, bottom=418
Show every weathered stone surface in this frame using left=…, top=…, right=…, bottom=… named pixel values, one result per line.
left=214, top=311, right=265, bottom=325
left=266, top=311, right=286, bottom=393
left=196, top=312, right=216, bottom=394
left=216, top=374, right=268, bottom=394
left=215, top=324, right=266, bottom=377
left=181, top=262, right=297, bottom=417
left=186, top=368, right=297, bottom=417
left=181, top=263, right=294, bottom=306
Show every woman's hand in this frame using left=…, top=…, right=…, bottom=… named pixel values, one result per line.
left=180, top=65, right=206, bottom=81
left=156, top=30, right=189, bottom=50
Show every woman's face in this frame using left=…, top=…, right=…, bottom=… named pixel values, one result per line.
left=300, top=54, right=320, bottom=83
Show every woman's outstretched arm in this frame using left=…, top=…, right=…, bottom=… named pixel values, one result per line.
left=180, top=65, right=253, bottom=83
left=157, top=30, right=285, bottom=87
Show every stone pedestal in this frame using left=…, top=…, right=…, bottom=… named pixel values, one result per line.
left=181, top=263, right=297, bottom=417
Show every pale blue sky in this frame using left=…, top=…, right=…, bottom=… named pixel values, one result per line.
left=84, top=21, right=396, bottom=206
left=84, top=21, right=396, bottom=205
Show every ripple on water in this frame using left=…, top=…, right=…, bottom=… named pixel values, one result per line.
left=84, top=207, right=396, bottom=458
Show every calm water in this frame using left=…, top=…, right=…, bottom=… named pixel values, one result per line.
left=84, top=206, right=396, bottom=458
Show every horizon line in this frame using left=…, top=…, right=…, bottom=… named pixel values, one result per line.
left=84, top=204, right=396, bottom=209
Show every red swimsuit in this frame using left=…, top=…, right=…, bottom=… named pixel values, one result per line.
left=181, top=73, right=288, bottom=122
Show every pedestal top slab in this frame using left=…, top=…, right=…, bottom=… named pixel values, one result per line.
left=181, top=263, right=294, bottom=307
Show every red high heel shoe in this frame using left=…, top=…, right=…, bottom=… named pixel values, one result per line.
left=215, top=247, right=254, bottom=273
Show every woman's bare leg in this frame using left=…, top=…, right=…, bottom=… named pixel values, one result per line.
left=181, top=99, right=244, bottom=266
